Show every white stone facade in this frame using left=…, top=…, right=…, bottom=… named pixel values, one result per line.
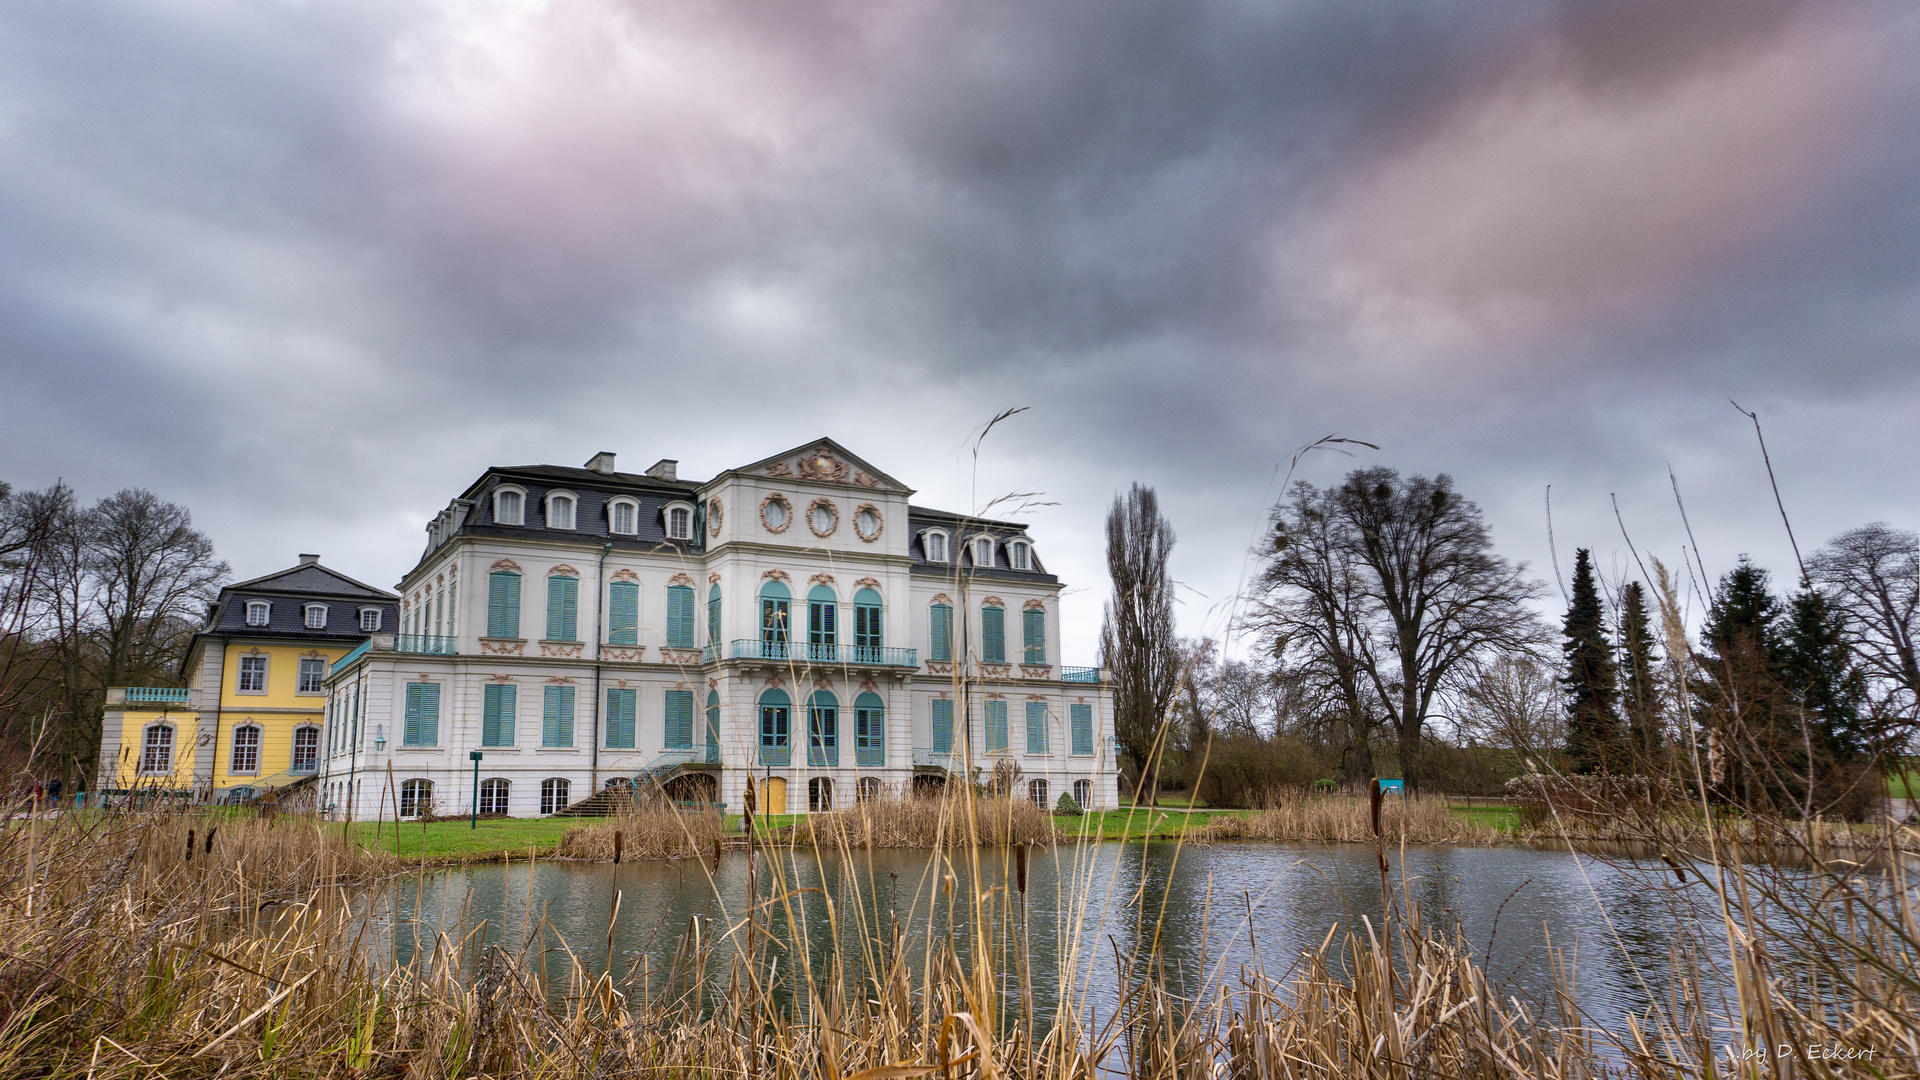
left=318, top=440, right=1118, bottom=820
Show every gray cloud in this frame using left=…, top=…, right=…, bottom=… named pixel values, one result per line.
left=2, top=0, right=1918, bottom=663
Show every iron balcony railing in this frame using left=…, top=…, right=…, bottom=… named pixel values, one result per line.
left=913, top=748, right=964, bottom=773
left=759, top=743, right=791, bottom=767
left=395, top=634, right=458, bottom=655
left=1061, top=666, right=1101, bottom=684
left=125, top=687, right=191, bottom=705
left=729, top=640, right=917, bottom=667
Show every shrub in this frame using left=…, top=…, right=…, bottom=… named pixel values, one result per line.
left=1195, top=734, right=1328, bottom=808
left=1054, top=793, right=1083, bottom=816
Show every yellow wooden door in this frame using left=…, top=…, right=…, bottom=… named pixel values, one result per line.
left=764, top=777, right=787, bottom=816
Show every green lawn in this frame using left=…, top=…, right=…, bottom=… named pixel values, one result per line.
left=1446, top=804, right=1521, bottom=832
left=354, top=816, right=595, bottom=860
left=1889, top=766, right=1920, bottom=801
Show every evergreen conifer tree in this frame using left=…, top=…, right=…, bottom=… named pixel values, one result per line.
left=1694, top=557, right=1786, bottom=808
left=1618, top=581, right=1662, bottom=765
left=1563, top=549, right=1626, bottom=773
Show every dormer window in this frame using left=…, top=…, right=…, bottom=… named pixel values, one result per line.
left=923, top=530, right=949, bottom=563
left=666, top=503, right=694, bottom=541
left=304, top=603, right=328, bottom=629
left=1008, top=540, right=1031, bottom=571
left=545, top=492, right=577, bottom=530
left=971, top=536, right=995, bottom=568
left=608, top=497, right=639, bottom=536
left=246, top=600, right=270, bottom=627
left=359, top=607, right=383, bottom=632
left=494, top=487, right=526, bottom=526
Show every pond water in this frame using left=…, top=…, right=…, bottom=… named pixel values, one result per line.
left=377, top=841, right=1737, bottom=1035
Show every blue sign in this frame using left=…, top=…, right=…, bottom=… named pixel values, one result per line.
left=1376, top=778, right=1404, bottom=795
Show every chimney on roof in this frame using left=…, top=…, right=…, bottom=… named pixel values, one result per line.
left=585, top=451, right=618, bottom=474
left=645, top=459, right=678, bottom=482
left=298, top=553, right=320, bottom=566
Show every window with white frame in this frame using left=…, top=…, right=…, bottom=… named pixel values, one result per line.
left=494, top=486, right=526, bottom=526
left=297, top=656, right=326, bottom=694
left=238, top=654, right=268, bottom=693
left=399, top=779, right=432, bottom=818
left=609, top=498, right=638, bottom=535
left=1028, top=778, right=1050, bottom=808
left=923, top=530, right=949, bottom=563
left=304, top=603, right=328, bottom=629
left=1008, top=540, right=1031, bottom=571
left=140, top=724, right=173, bottom=774
left=971, top=536, right=995, bottom=568
left=1074, top=779, right=1093, bottom=810
left=666, top=503, right=694, bottom=541
left=245, top=600, right=270, bottom=627
left=291, top=726, right=319, bottom=772
left=230, top=724, right=261, bottom=773
left=541, top=777, right=571, bottom=815
left=359, top=607, right=382, bottom=632
left=480, top=778, right=511, bottom=815
left=546, top=492, right=576, bottom=530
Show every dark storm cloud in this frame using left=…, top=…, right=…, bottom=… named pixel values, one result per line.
left=1, top=0, right=1917, bottom=658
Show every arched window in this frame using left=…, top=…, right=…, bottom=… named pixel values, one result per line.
left=970, top=536, right=995, bottom=568
left=705, top=689, right=721, bottom=752
left=140, top=724, right=174, bottom=774
left=545, top=491, right=577, bottom=530
left=246, top=600, right=271, bottom=627
left=929, top=603, right=953, bottom=663
left=808, top=690, right=838, bottom=767
left=808, top=777, right=834, bottom=813
left=857, top=776, right=882, bottom=803
left=922, top=529, right=949, bottom=564
left=607, top=497, right=639, bottom=535
left=399, top=779, right=433, bottom=819
left=807, top=584, right=837, bottom=661
left=304, top=602, right=329, bottom=629
left=759, top=581, right=791, bottom=657
left=493, top=486, right=526, bottom=526
left=758, top=688, right=791, bottom=765
left=291, top=725, right=320, bottom=772
left=541, top=777, right=572, bottom=815
left=1073, top=779, right=1093, bottom=810
left=1007, top=540, right=1032, bottom=571
left=480, top=778, right=511, bottom=815
left=1028, top=778, right=1050, bottom=809
left=666, top=583, right=695, bottom=648
left=665, top=502, right=695, bottom=541
left=853, top=588, right=883, bottom=662
left=855, top=691, right=885, bottom=766
left=707, top=584, right=722, bottom=647
left=230, top=724, right=261, bottom=774
left=359, top=607, right=383, bottom=632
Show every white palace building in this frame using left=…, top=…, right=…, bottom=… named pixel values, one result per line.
left=317, top=440, right=1118, bottom=820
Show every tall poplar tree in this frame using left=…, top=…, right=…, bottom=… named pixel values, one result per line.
left=1563, top=549, right=1625, bottom=774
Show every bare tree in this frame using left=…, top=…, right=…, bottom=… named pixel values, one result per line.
left=1451, top=655, right=1562, bottom=775
left=1099, top=483, right=1182, bottom=803
left=86, top=489, right=228, bottom=691
left=1808, top=523, right=1920, bottom=725
left=1251, top=468, right=1545, bottom=793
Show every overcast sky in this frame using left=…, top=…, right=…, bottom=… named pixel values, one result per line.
left=3, top=0, right=1917, bottom=662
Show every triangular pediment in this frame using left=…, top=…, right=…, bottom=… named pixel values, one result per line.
left=730, top=438, right=913, bottom=494
left=225, top=562, right=396, bottom=600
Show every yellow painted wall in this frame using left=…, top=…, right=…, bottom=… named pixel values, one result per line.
left=211, top=641, right=351, bottom=787
left=105, top=710, right=201, bottom=789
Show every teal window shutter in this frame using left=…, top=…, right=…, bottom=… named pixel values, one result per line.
left=607, top=688, right=636, bottom=749
left=758, top=688, right=791, bottom=764
left=543, top=686, right=575, bottom=747
left=404, top=683, right=423, bottom=746
left=1023, top=609, right=1045, bottom=665
left=854, top=588, right=882, bottom=660
left=931, top=698, right=953, bottom=754
left=986, top=700, right=1008, bottom=753
left=665, top=689, right=693, bottom=749
left=667, top=585, right=695, bottom=648
left=705, top=690, right=721, bottom=750
left=483, top=684, right=518, bottom=747
left=1026, top=701, right=1048, bottom=754
left=808, top=691, right=838, bottom=767
left=981, top=606, right=1005, bottom=664
left=487, top=571, right=520, bottom=639
left=930, top=604, right=952, bottom=662
left=1071, top=704, right=1093, bottom=756
left=855, top=691, right=884, bottom=766
left=547, top=576, right=578, bottom=641
left=708, top=585, right=722, bottom=647
left=807, top=585, right=836, bottom=658
left=608, top=582, right=639, bottom=646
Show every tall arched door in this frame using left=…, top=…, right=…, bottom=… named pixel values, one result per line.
left=763, top=776, right=788, bottom=815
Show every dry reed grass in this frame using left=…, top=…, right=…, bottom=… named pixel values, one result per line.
left=552, top=798, right=726, bottom=861
left=1204, top=790, right=1501, bottom=846
left=5, top=796, right=1919, bottom=1077
left=792, top=794, right=1057, bottom=849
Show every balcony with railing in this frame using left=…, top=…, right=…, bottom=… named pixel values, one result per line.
left=728, top=639, right=916, bottom=668
left=122, top=687, right=192, bottom=706
left=1061, top=666, right=1102, bottom=684
left=759, top=742, right=791, bottom=767
left=913, top=748, right=964, bottom=774
left=395, top=634, right=458, bottom=655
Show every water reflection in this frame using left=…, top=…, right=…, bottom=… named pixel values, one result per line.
left=376, top=842, right=1735, bottom=1034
